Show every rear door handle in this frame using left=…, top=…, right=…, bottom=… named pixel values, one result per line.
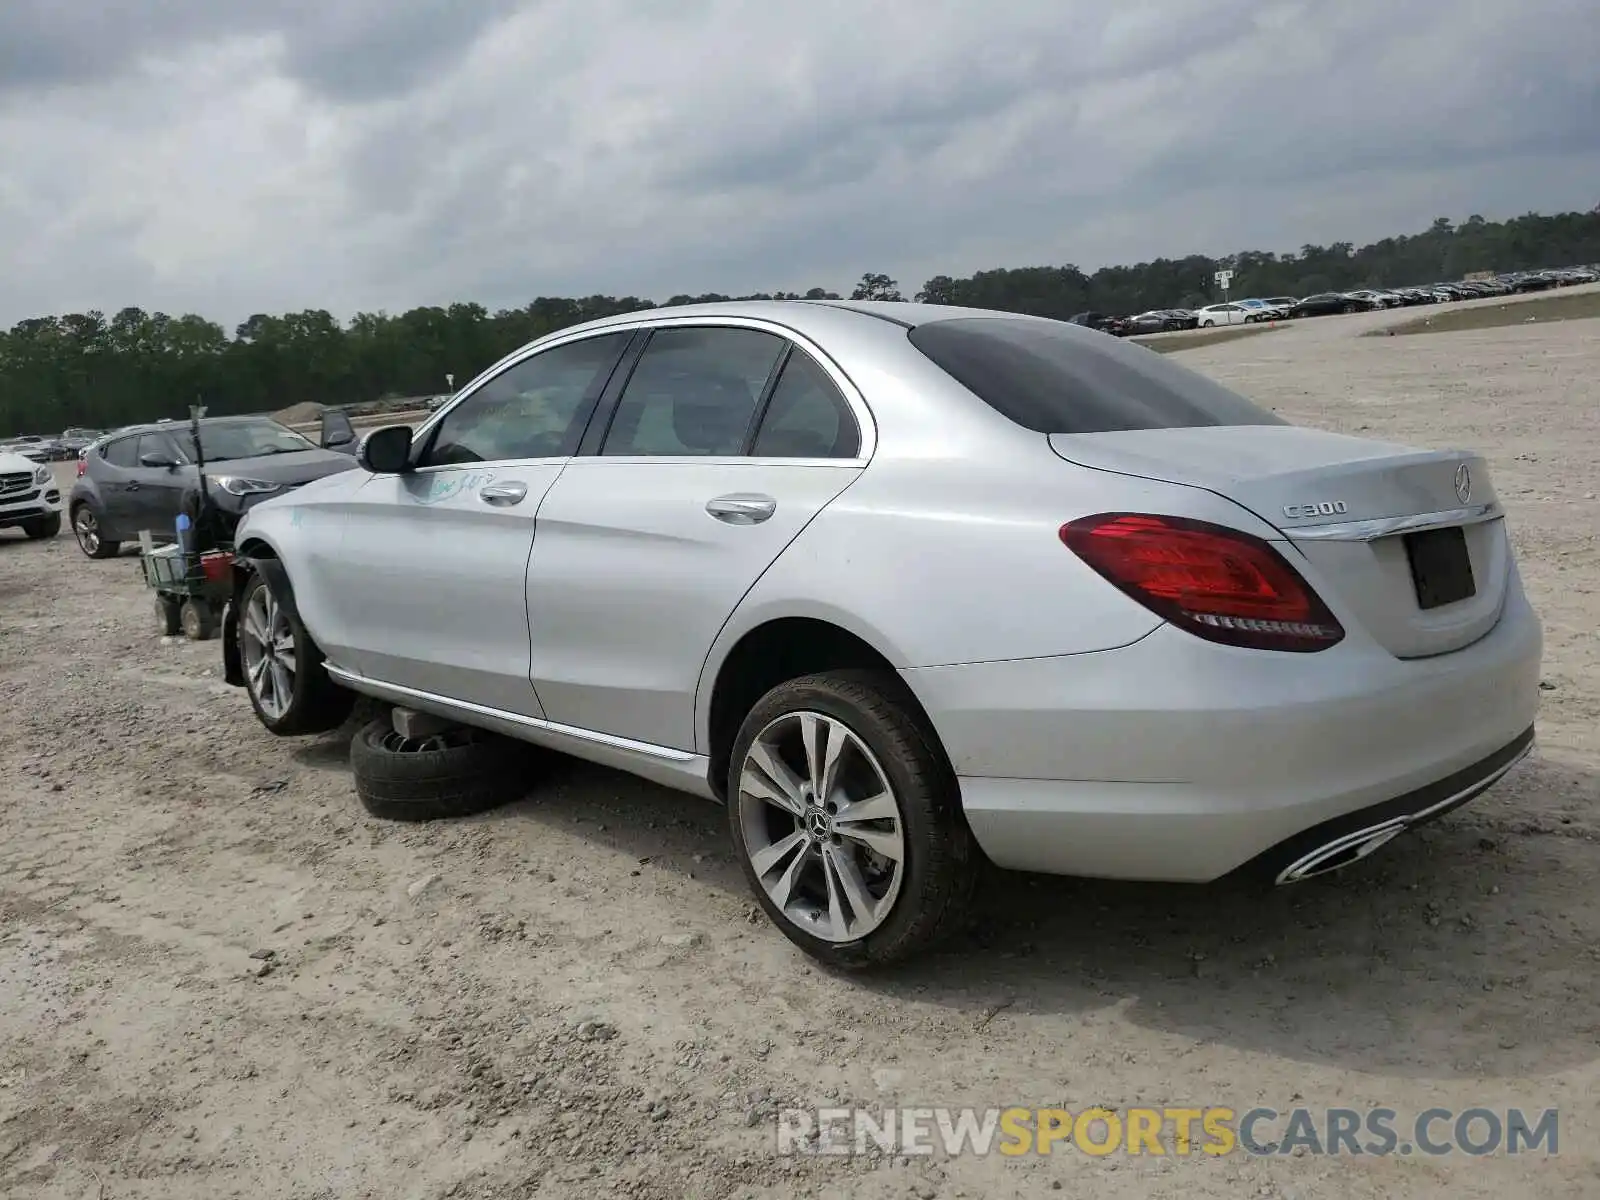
left=480, top=481, right=528, bottom=506
left=706, top=493, right=776, bottom=524
left=125, top=481, right=141, bottom=491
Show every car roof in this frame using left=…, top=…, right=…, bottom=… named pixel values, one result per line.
left=537, top=298, right=1061, bottom=344
left=100, top=414, right=280, bottom=439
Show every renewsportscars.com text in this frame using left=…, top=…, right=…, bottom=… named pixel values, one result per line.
left=775, top=1105, right=1559, bottom=1158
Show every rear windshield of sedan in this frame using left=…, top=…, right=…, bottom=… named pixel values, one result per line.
left=907, top=316, right=1285, bottom=434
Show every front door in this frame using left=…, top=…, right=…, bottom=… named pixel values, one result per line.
left=324, top=330, right=635, bottom=713
left=528, top=326, right=868, bottom=751
left=135, top=431, right=195, bottom=534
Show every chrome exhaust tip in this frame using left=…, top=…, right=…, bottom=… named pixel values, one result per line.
left=1274, top=820, right=1410, bottom=885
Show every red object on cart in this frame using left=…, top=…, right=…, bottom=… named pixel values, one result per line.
left=199, top=550, right=234, bottom=585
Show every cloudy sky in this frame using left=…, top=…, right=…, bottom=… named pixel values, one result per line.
left=1, top=0, right=1596, bottom=328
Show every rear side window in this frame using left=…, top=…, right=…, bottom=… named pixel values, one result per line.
left=907, top=317, right=1285, bottom=434
left=101, top=437, right=139, bottom=468
left=601, top=326, right=786, bottom=457
left=751, top=351, right=860, bottom=458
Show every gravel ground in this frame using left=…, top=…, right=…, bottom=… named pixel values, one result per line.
left=2, top=292, right=1597, bottom=1199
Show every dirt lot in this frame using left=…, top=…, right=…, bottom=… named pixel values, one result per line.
left=3, top=293, right=1598, bottom=1199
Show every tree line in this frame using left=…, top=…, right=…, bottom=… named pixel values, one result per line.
left=4, top=208, right=1598, bottom=435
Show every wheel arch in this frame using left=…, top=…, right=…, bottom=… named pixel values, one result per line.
left=223, top=536, right=296, bottom=688
left=698, top=614, right=949, bottom=803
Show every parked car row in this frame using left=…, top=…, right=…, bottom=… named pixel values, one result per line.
left=0, top=427, right=106, bottom=463
left=1064, top=264, right=1599, bottom=336
left=54, top=410, right=362, bottom=558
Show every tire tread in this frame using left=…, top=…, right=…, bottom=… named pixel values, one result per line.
left=349, top=717, right=528, bottom=822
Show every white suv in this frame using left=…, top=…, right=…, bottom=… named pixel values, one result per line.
left=0, top=448, right=63, bottom=540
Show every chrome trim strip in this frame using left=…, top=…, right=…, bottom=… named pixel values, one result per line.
left=1285, top=502, right=1502, bottom=542
left=322, top=664, right=697, bottom=762
left=1274, top=739, right=1532, bottom=885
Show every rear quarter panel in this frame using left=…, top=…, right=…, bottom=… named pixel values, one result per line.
left=696, top=441, right=1292, bottom=748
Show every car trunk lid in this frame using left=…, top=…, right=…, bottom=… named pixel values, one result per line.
left=1048, top=425, right=1507, bottom=658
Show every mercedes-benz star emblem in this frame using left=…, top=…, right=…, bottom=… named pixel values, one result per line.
left=1454, top=463, right=1472, bottom=504
left=805, top=809, right=831, bottom=840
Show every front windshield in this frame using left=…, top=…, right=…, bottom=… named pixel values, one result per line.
left=183, top=419, right=316, bottom=463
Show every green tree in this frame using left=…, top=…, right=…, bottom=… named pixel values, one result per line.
left=2, top=209, right=1596, bottom=435
left=850, top=273, right=903, bottom=301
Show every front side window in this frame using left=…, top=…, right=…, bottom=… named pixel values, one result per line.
left=751, top=350, right=861, bottom=458
left=421, top=333, right=631, bottom=467
left=135, top=433, right=179, bottom=464
left=601, top=326, right=786, bottom=456
left=101, top=437, right=139, bottom=468
left=908, top=316, right=1287, bottom=435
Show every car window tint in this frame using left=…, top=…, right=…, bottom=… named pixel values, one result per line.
left=751, top=350, right=860, bottom=458
left=423, top=332, right=630, bottom=467
left=601, top=327, right=786, bottom=457
left=908, top=316, right=1287, bottom=435
left=102, top=437, right=139, bottom=468
left=135, top=433, right=174, bottom=464
left=182, top=420, right=311, bottom=462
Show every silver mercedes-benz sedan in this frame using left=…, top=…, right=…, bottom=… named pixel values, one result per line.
left=223, top=300, right=1543, bottom=966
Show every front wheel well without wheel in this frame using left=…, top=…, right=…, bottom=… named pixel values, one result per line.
left=705, top=618, right=945, bottom=803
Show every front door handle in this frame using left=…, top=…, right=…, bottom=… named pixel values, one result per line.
left=706, top=493, right=776, bottom=525
left=480, top=481, right=528, bottom=506
left=125, top=481, right=142, bottom=491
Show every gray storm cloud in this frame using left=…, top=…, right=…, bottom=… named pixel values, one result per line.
left=0, top=0, right=1595, bottom=325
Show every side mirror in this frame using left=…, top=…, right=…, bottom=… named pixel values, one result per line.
left=358, top=425, right=413, bottom=474
left=140, top=452, right=179, bottom=469
left=320, top=409, right=358, bottom=451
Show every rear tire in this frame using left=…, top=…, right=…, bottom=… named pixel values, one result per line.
left=727, top=670, right=978, bottom=970
left=72, top=505, right=118, bottom=559
left=349, top=717, right=529, bottom=822
left=22, top=514, right=60, bottom=539
left=238, top=571, right=356, bottom=735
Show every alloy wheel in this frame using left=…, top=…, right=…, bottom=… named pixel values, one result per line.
left=74, top=508, right=99, bottom=555
left=737, top=711, right=906, bottom=944
left=241, top=585, right=296, bottom=720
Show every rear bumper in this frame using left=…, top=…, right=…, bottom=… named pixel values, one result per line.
left=902, top=572, right=1543, bottom=881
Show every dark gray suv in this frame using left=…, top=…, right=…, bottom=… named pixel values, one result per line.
left=68, top=413, right=359, bottom=558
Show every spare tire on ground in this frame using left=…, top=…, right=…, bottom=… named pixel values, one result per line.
left=348, top=717, right=532, bottom=821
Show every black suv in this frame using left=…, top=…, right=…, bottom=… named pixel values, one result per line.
left=68, top=413, right=359, bottom=558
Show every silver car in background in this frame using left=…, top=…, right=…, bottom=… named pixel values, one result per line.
left=224, top=299, right=1542, bottom=966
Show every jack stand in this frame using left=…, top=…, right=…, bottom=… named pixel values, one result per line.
left=391, top=707, right=461, bottom=740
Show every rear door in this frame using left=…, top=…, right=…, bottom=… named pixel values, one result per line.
left=526, top=323, right=868, bottom=751
left=324, top=330, right=636, bottom=713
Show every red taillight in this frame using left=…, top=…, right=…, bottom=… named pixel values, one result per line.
left=1060, top=512, right=1344, bottom=652
left=75, top=458, right=86, bottom=477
